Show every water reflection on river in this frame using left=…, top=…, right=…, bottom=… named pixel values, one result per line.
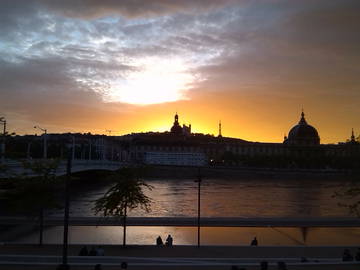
left=15, top=226, right=360, bottom=246
left=14, top=177, right=360, bottom=245
left=65, top=178, right=351, bottom=218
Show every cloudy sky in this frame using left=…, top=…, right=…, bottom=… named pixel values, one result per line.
left=1, top=0, right=359, bottom=143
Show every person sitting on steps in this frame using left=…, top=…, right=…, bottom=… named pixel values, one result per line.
left=156, top=235, right=163, bottom=246
left=250, top=237, right=258, bottom=246
left=165, top=234, right=173, bottom=246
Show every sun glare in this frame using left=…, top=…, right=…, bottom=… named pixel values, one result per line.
left=109, top=57, right=195, bottom=105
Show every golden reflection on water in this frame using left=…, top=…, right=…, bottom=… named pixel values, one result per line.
left=69, top=178, right=352, bottom=218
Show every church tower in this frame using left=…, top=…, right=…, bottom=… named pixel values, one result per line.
left=170, top=113, right=183, bottom=135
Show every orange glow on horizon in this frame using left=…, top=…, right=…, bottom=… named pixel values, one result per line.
left=9, top=94, right=357, bottom=145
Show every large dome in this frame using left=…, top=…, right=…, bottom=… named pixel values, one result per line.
left=284, top=112, right=320, bottom=145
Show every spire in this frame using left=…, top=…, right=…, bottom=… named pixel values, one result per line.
left=298, top=109, right=307, bottom=125
left=218, top=120, right=222, bottom=137
left=351, top=128, right=355, bottom=142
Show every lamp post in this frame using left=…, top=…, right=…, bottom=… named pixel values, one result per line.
left=86, top=138, right=92, bottom=161
left=102, top=137, right=106, bottom=161
left=195, top=168, right=202, bottom=248
left=71, top=136, right=75, bottom=161
left=61, top=147, right=72, bottom=270
left=0, top=117, right=6, bottom=163
left=34, top=126, right=47, bottom=159
left=27, top=141, right=32, bottom=160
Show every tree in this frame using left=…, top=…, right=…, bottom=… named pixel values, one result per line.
left=6, top=159, right=61, bottom=245
left=93, top=168, right=152, bottom=247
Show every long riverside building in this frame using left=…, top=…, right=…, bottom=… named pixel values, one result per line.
left=5, top=112, right=359, bottom=169
left=118, top=112, right=360, bottom=169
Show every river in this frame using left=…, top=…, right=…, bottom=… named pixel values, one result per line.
left=12, top=177, right=360, bottom=245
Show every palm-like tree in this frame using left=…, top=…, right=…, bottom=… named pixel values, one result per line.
left=93, top=168, right=152, bottom=246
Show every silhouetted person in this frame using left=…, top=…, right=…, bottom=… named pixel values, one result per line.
left=121, top=262, right=128, bottom=269
left=89, top=247, right=97, bottom=256
left=342, top=249, right=353, bottom=261
left=79, top=246, right=88, bottom=256
left=260, top=261, right=268, bottom=270
left=250, top=237, right=258, bottom=246
left=277, top=261, right=287, bottom=270
left=156, top=235, right=163, bottom=246
left=94, top=264, right=102, bottom=270
left=165, top=234, right=173, bottom=246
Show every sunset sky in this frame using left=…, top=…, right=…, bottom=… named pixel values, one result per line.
left=1, top=0, right=359, bottom=143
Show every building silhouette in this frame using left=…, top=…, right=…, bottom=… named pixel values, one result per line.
left=4, top=112, right=360, bottom=169
left=170, top=113, right=191, bottom=136
left=124, top=112, right=359, bottom=169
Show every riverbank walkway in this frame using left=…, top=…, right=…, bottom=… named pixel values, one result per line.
left=0, top=244, right=359, bottom=270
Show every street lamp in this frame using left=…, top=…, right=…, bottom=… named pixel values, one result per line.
left=0, top=117, right=6, bottom=163
left=27, top=141, right=32, bottom=160
left=195, top=168, right=202, bottom=248
left=61, top=145, right=72, bottom=270
left=34, top=125, right=47, bottom=159
left=71, top=136, right=75, bottom=161
left=85, top=138, right=92, bottom=161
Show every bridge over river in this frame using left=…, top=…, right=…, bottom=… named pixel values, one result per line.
left=0, top=216, right=359, bottom=227
left=0, top=159, right=124, bottom=178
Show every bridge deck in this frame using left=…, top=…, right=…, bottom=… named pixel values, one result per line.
left=0, top=217, right=359, bottom=227
left=0, top=160, right=122, bottom=178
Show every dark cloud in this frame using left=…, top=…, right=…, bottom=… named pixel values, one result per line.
left=189, top=0, right=360, bottom=96
left=0, top=57, right=97, bottom=108
left=41, top=0, right=235, bottom=19
left=0, top=1, right=44, bottom=43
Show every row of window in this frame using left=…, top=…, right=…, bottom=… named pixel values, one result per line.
left=144, top=152, right=206, bottom=166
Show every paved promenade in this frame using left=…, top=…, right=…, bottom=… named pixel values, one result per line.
left=0, top=244, right=359, bottom=270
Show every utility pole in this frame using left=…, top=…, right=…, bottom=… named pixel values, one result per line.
left=34, top=125, right=47, bottom=159
left=195, top=168, right=202, bottom=248
left=27, top=141, right=32, bottom=160
left=61, top=148, right=72, bottom=269
left=88, top=139, right=92, bottom=161
left=102, top=137, right=105, bottom=161
left=0, top=117, right=6, bottom=163
left=72, top=136, right=75, bottom=161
